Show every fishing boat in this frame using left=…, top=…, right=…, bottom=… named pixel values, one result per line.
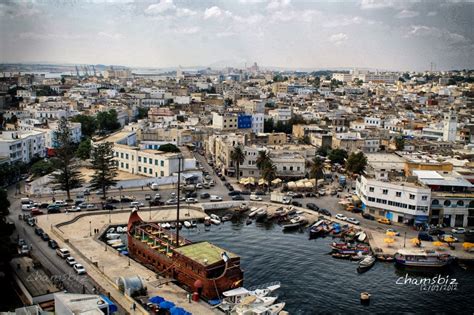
left=255, top=209, right=268, bottom=222
left=232, top=296, right=279, bottom=315
left=258, top=302, right=286, bottom=315
left=357, top=255, right=376, bottom=272
left=394, top=249, right=454, bottom=268
left=183, top=221, right=192, bottom=228
left=127, top=209, right=243, bottom=300
left=249, top=208, right=260, bottom=218
left=282, top=216, right=308, bottom=231
left=106, top=233, right=121, bottom=240
left=332, top=253, right=351, bottom=259
left=219, top=281, right=281, bottom=311
left=204, top=217, right=211, bottom=226
left=222, top=214, right=233, bottom=222
left=210, top=214, right=221, bottom=225
left=309, top=225, right=325, bottom=238
left=247, top=282, right=281, bottom=297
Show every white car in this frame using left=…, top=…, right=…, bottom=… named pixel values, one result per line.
left=130, top=201, right=144, bottom=207
left=210, top=195, right=223, bottom=202
left=249, top=195, right=263, bottom=201
left=54, top=200, right=68, bottom=207
left=196, top=183, right=203, bottom=189
left=335, top=214, right=347, bottom=221
left=68, top=206, right=81, bottom=212
left=66, top=256, right=77, bottom=266
left=73, top=263, right=86, bottom=275
left=165, top=199, right=178, bottom=205
left=209, top=180, right=215, bottom=186
left=347, top=218, right=360, bottom=225
left=204, top=175, right=212, bottom=180
left=185, top=198, right=197, bottom=203
left=451, top=228, right=466, bottom=234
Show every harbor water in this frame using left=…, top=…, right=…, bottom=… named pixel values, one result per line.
left=179, top=217, right=474, bottom=314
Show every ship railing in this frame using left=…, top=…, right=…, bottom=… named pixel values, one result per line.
left=247, top=281, right=281, bottom=291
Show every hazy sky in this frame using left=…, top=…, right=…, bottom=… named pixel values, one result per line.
left=0, top=0, right=473, bottom=71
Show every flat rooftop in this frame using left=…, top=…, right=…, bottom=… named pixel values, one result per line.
left=10, top=257, right=60, bottom=298
left=174, top=241, right=238, bottom=266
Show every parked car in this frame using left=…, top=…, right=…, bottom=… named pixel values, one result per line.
left=185, top=198, right=197, bottom=204
left=103, top=204, right=116, bottom=210
left=377, top=218, right=391, bottom=225
left=106, top=197, right=120, bottom=204
left=306, top=203, right=319, bottom=211
left=452, top=227, right=466, bottom=234
left=196, top=183, right=203, bottom=189
left=120, top=196, right=135, bottom=202
left=292, top=193, right=304, bottom=199
left=249, top=194, right=263, bottom=201
left=228, top=191, right=241, bottom=196
left=362, top=212, right=375, bottom=220
left=41, top=233, right=50, bottom=241
left=428, top=229, right=445, bottom=236
left=240, top=190, right=251, bottom=195
left=210, top=195, right=223, bottom=202
left=154, top=193, right=162, bottom=200
left=305, top=192, right=317, bottom=198
left=185, top=192, right=197, bottom=198
left=73, top=264, right=87, bottom=275
left=165, top=199, right=178, bottom=205
left=54, top=200, right=68, bottom=207
left=47, top=204, right=60, bottom=211
left=291, top=201, right=302, bottom=207
left=31, top=208, right=43, bottom=216
left=347, top=218, right=360, bottom=225
left=38, top=203, right=49, bottom=209
left=232, top=195, right=245, bottom=201
left=254, top=191, right=265, bottom=196
left=66, top=256, right=77, bottom=266
left=319, top=209, right=331, bottom=217
left=335, top=214, right=347, bottom=221
left=386, top=229, right=400, bottom=236
left=83, top=189, right=91, bottom=196
left=145, top=194, right=151, bottom=201
left=418, top=232, right=434, bottom=241
left=130, top=201, right=144, bottom=208
left=47, top=207, right=61, bottom=214
left=34, top=227, right=44, bottom=236
left=200, top=193, right=210, bottom=199
left=48, top=239, right=59, bottom=249
left=56, top=248, right=70, bottom=258
left=438, top=234, right=458, bottom=242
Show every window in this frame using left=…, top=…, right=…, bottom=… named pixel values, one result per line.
left=126, top=163, right=129, bottom=169
left=409, top=205, right=416, bottom=210
left=120, top=162, right=123, bottom=168
left=369, top=187, right=374, bottom=192
left=368, top=197, right=375, bottom=202
left=138, top=166, right=141, bottom=172
left=144, top=167, right=147, bottom=173
left=161, top=161, right=164, bottom=167
left=409, top=194, right=415, bottom=200
left=443, top=200, right=451, bottom=207
left=396, top=192, right=401, bottom=197
left=120, top=153, right=124, bottom=158
left=382, top=189, right=388, bottom=195
left=155, top=160, right=158, bottom=165
left=150, top=159, right=153, bottom=165
left=422, top=195, right=428, bottom=201
left=149, top=169, right=152, bottom=174
left=160, top=171, right=164, bottom=176
left=126, top=154, right=129, bottom=159
left=138, top=157, right=141, bottom=162
left=457, top=200, right=464, bottom=207
left=432, top=199, right=439, bottom=205
left=144, top=157, right=147, bottom=163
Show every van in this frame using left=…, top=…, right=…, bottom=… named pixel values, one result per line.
left=21, top=204, right=34, bottom=211
left=56, top=248, right=70, bottom=259
left=21, top=198, right=32, bottom=205
left=151, top=183, right=159, bottom=191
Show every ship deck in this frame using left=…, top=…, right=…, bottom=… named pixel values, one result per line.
left=174, top=241, right=238, bottom=266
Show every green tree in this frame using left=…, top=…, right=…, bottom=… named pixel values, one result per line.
left=264, top=118, right=275, bottom=132
left=256, top=151, right=271, bottom=172
left=345, top=151, right=367, bottom=175
left=328, top=149, right=348, bottom=165
left=137, top=107, right=148, bottom=119
left=71, top=115, right=97, bottom=138
left=309, top=156, right=324, bottom=192
left=50, top=118, right=84, bottom=201
left=261, top=162, right=277, bottom=191
left=76, top=138, right=92, bottom=160
left=230, top=145, right=246, bottom=180
left=159, top=143, right=180, bottom=153
left=89, top=142, right=118, bottom=199
left=97, top=109, right=120, bottom=132
left=395, top=136, right=405, bottom=151
left=0, top=189, right=11, bottom=216
left=0, top=189, right=14, bottom=264
left=299, top=135, right=311, bottom=145
left=317, top=146, right=330, bottom=157
left=31, top=159, right=56, bottom=177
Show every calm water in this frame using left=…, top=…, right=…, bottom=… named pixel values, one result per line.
left=178, top=216, right=474, bottom=314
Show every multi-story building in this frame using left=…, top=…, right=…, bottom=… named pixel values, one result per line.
left=0, top=130, right=45, bottom=163
left=212, top=112, right=238, bottom=130
left=267, top=108, right=292, bottom=123
left=251, top=113, right=265, bottom=134
left=356, top=175, right=432, bottom=225
left=443, top=108, right=457, bottom=142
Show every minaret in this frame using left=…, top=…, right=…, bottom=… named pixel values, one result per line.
left=443, top=107, right=457, bottom=142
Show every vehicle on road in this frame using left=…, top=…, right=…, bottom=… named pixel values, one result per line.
left=165, top=199, right=178, bottom=205
left=68, top=206, right=81, bottom=212
left=306, top=203, right=319, bottom=211
left=21, top=198, right=32, bottom=205
left=79, top=203, right=96, bottom=210
left=73, top=264, right=87, bottom=275
left=210, top=195, right=223, bottom=202
left=335, top=214, right=347, bottom=221
left=66, top=256, right=77, bottom=266
left=130, top=201, right=144, bottom=208
left=145, top=194, right=151, bottom=200
left=428, top=229, right=445, bottom=236
left=418, top=232, right=433, bottom=241
left=106, top=197, right=120, bottom=204
left=34, top=227, right=44, bottom=236
left=386, top=229, right=400, bottom=236
left=200, top=193, right=210, bottom=199
left=31, top=208, right=43, bottom=216
left=291, top=201, right=303, bottom=207
left=232, top=195, right=245, bottom=201
left=54, top=200, right=68, bottom=207
left=120, top=196, right=135, bottom=202
left=185, top=198, right=197, bottom=203
left=438, top=234, right=458, bottom=242
left=27, top=217, right=36, bottom=227
left=18, top=244, right=30, bottom=255
left=362, top=212, right=375, bottom=220
left=38, top=203, right=49, bottom=209
left=249, top=194, right=263, bottom=201
left=271, top=192, right=291, bottom=205
left=228, top=191, right=241, bottom=196
left=41, top=233, right=50, bottom=241
left=154, top=193, right=162, bottom=200
left=377, top=218, right=391, bottom=225
left=48, top=240, right=59, bottom=249
left=22, top=204, right=34, bottom=211
left=347, top=218, right=360, bottom=225
left=305, top=192, right=317, bottom=198
left=56, top=248, right=70, bottom=258
left=196, top=183, right=203, bottom=189
left=452, top=227, right=466, bottom=234
left=319, top=208, right=331, bottom=216
left=103, top=204, right=116, bottom=210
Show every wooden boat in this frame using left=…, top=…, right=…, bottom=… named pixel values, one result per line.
left=183, top=221, right=192, bottom=228
left=246, top=219, right=252, bottom=225
left=357, top=255, right=376, bottom=272
left=127, top=210, right=243, bottom=300
left=394, top=249, right=454, bottom=268
left=210, top=214, right=221, bottom=225
left=376, top=255, right=395, bottom=262
left=255, top=209, right=268, bottom=222
left=222, top=214, right=233, bottom=222
left=332, top=253, right=351, bottom=259
left=357, top=231, right=367, bottom=242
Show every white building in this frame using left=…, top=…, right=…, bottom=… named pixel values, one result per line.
left=443, top=108, right=457, bottom=142
left=364, top=116, right=382, bottom=128
left=0, top=130, right=45, bottom=163
left=356, top=175, right=432, bottom=225
left=267, top=108, right=292, bottom=123
left=212, top=112, right=238, bottom=130
left=251, top=113, right=265, bottom=134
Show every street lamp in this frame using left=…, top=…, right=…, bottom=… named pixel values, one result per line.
left=119, top=186, right=123, bottom=209
left=89, top=221, right=92, bottom=236
left=149, top=202, right=152, bottom=220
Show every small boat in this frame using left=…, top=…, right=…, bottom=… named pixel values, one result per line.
left=274, top=208, right=286, bottom=217
left=222, top=214, right=232, bottom=222
left=246, top=219, right=252, bottom=225
left=191, top=220, right=198, bottom=228
left=255, top=209, right=268, bottom=222
left=394, top=249, right=454, bottom=268
left=106, top=233, right=121, bottom=240
left=183, top=221, right=192, bottom=228
left=210, top=214, right=221, bottom=225
left=286, top=208, right=297, bottom=216
left=377, top=255, right=395, bottom=262
left=116, top=226, right=123, bottom=233
left=111, top=242, right=124, bottom=248
left=107, top=239, right=122, bottom=245
left=161, top=222, right=171, bottom=229
left=263, top=302, right=286, bottom=315
left=107, top=227, right=115, bottom=233
left=249, top=208, right=260, bottom=218
left=357, top=231, right=367, bottom=242
left=204, top=217, right=211, bottom=226
left=358, top=255, right=376, bottom=272
left=309, top=225, right=325, bottom=238
left=170, top=222, right=177, bottom=229
left=360, top=292, right=371, bottom=304
left=332, top=253, right=351, bottom=259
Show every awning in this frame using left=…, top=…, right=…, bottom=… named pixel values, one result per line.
left=100, top=295, right=118, bottom=313
left=271, top=178, right=282, bottom=185
left=414, top=215, right=429, bottom=223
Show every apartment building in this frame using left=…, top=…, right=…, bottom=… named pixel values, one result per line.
left=356, top=175, right=432, bottom=225
left=0, top=130, right=45, bottom=163
left=267, top=108, right=292, bottom=123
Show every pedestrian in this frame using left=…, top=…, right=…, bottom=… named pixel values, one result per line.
left=187, top=293, right=191, bottom=303
left=141, top=186, right=143, bottom=191
left=132, top=302, right=136, bottom=311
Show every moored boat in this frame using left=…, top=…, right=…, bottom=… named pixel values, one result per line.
left=357, top=255, right=376, bottom=272
left=394, top=249, right=454, bottom=268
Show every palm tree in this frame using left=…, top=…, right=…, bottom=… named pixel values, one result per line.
left=256, top=150, right=271, bottom=172
left=261, top=162, right=277, bottom=191
left=230, top=146, right=246, bottom=180
left=309, top=156, right=324, bottom=194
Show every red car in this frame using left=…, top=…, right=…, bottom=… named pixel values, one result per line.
left=31, top=208, right=44, bottom=216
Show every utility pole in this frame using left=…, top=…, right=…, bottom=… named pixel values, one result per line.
left=176, top=155, right=182, bottom=247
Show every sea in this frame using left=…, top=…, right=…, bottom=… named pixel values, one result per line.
left=179, top=216, right=474, bottom=314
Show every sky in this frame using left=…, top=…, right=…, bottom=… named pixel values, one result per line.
left=0, top=0, right=473, bottom=71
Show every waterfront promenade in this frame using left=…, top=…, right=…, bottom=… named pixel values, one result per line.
left=35, top=208, right=221, bottom=315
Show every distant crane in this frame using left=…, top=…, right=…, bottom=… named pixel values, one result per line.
left=75, top=65, right=80, bottom=79
left=92, top=65, right=97, bottom=76
left=83, top=65, right=89, bottom=77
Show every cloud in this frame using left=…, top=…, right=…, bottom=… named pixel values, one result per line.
left=329, top=33, right=348, bottom=45
left=234, top=14, right=265, bottom=25
left=266, top=0, right=291, bottom=11
left=144, top=0, right=176, bottom=15
left=269, top=9, right=318, bottom=22
left=216, top=31, right=236, bottom=38
left=176, top=8, right=196, bottom=17
left=18, top=32, right=85, bottom=40
left=0, top=2, right=41, bottom=17
left=359, top=0, right=409, bottom=10
left=174, top=26, right=200, bottom=34
left=204, top=6, right=233, bottom=19
left=238, top=0, right=267, bottom=3
left=396, top=10, right=419, bottom=18
left=97, top=31, right=123, bottom=39
left=427, top=11, right=437, bottom=16
left=406, top=25, right=469, bottom=45
left=323, top=15, right=376, bottom=27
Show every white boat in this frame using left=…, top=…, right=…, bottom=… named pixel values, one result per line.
left=107, top=227, right=115, bottom=233
left=183, top=221, right=192, bottom=228
left=249, top=208, right=261, bottom=218
left=162, top=223, right=171, bottom=229
left=357, top=231, right=367, bottom=242
left=233, top=296, right=279, bottom=315
left=111, top=242, right=124, bottom=248
left=311, top=220, right=324, bottom=228
left=107, top=239, right=122, bottom=245
left=394, top=249, right=454, bottom=268
left=220, top=282, right=281, bottom=312
left=106, top=233, right=121, bottom=240
left=191, top=220, right=198, bottom=227
left=210, top=217, right=221, bottom=225
left=358, top=255, right=376, bottom=271
left=253, top=302, right=286, bottom=315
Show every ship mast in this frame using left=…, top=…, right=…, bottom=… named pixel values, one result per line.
left=176, top=155, right=182, bottom=247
